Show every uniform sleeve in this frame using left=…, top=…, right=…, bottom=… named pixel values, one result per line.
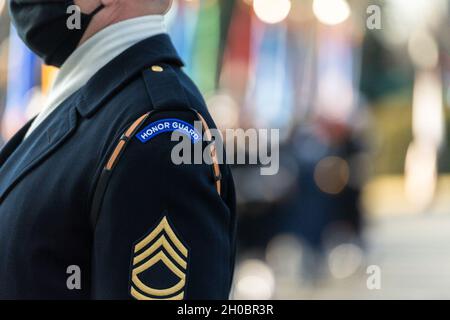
left=91, top=113, right=234, bottom=300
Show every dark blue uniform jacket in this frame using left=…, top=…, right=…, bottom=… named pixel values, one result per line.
left=0, top=34, right=236, bottom=300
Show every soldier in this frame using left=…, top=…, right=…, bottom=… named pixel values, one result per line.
left=0, top=0, right=236, bottom=300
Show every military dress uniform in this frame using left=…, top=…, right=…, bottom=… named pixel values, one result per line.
left=0, top=34, right=236, bottom=300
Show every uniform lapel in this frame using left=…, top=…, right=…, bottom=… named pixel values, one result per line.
left=0, top=116, right=35, bottom=168
left=0, top=105, right=78, bottom=203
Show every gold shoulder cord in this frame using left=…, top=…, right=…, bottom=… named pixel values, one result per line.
left=105, top=113, right=150, bottom=170
left=90, top=110, right=223, bottom=229
left=104, top=111, right=222, bottom=196
left=195, top=112, right=222, bottom=195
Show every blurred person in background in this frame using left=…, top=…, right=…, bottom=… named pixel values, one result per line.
left=0, top=0, right=236, bottom=300
left=285, top=112, right=369, bottom=280
left=233, top=111, right=369, bottom=284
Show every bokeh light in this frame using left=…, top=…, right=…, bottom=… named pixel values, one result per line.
left=314, top=156, right=350, bottom=195
left=233, top=259, right=275, bottom=300
left=327, top=243, right=363, bottom=279
left=253, top=0, right=292, bottom=24
left=207, top=93, right=239, bottom=130
left=0, top=0, right=5, bottom=15
left=408, top=29, right=439, bottom=70
left=312, top=0, right=350, bottom=26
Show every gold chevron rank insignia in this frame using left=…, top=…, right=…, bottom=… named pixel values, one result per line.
left=130, top=216, right=188, bottom=300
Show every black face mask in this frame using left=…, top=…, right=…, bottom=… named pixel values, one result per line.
left=9, top=0, right=104, bottom=67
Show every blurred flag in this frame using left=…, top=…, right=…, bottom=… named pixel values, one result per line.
left=220, top=0, right=252, bottom=101
left=190, top=0, right=221, bottom=95
left=167, top=0, right=200, bottom=75
left=315, top=26, right=356, bottom=124
left=245, top=18, right=294, bottom=129
left=41, top=65, right=58, bottom=97
left=1, top=25, right=40, bottom=141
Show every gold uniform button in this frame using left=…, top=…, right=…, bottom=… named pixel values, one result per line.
left=151, top=65, right=164, bottom=72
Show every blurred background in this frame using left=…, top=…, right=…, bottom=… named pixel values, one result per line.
left=1, top=0, right=450, bottom=299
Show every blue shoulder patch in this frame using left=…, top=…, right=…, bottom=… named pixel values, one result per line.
left=136, top=118, right=201, bottom=144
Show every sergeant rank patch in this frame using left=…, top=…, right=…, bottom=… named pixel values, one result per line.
left=130, top=216, right=189, bottom=300
left=136, top=118, right=201, bottom=143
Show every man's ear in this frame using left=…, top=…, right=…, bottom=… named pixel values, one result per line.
left=147, top=0, right=173, bottom=15
left=163, top=0, right=174, bottom=14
